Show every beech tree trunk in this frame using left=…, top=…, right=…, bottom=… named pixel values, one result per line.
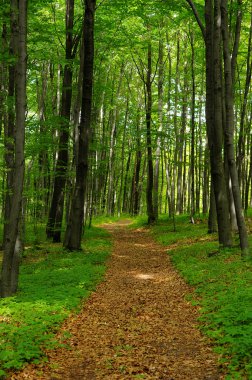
left=153, top=38, right=164, bottom=220
left=0, top=0, right=27, bottom=297
left=46, top=0, right=76, bottom=242
left=221, top=0, right=250, bottom=257
left=64, top=0, right=96, bottom=250
left=176, top=66, right=187, bottom=215
left=3, top=7, right=15, bottom=248
left=190, top=31, right=196, bottom=220
left=117, top=96, right=129, bottom=215
left=0, top=21, right=7, bottom=139
left=132, top=109, right=142, bottom=216
left=145, top=41, right=155, bottom=224
left=203, top=0, right=232, bottom=246
left=237, top=9, right=251, bottom=186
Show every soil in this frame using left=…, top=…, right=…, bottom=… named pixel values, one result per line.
left=10, top=221, right=223, bottom=380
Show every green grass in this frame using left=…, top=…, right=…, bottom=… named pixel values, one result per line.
left=138, top=214, right=252, bottom=379
left=0, top=226, right=111, bottom=378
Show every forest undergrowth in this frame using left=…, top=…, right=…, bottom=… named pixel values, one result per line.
left=0, top=214, right=252, bottom=379
left=132, top=214, right=252, bottom=379
left=0, top=226, right=111, bottom=378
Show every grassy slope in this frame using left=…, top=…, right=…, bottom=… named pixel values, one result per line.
left=133, top=214, right=252, bottom=380
left=0, top=226, right=111, bottom=378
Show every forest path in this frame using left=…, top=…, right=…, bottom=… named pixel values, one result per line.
left=11, top=221, right=222, bottom=380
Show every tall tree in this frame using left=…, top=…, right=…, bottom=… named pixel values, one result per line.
left=186, top=0, right=232, bottom=247
left=145, top=40, right=156, bottom=224
left=153, top=36, right=164, bottom=220
left=0, top=0, right=27, bottom=297
left=221, top=0, right=249, bottom=257
left=64, top=0, right=96, bottom=250
left=46, top=0, right=80, bottom=242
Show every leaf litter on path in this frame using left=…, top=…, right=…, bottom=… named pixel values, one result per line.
left=10, top=222, right=223, bottom=379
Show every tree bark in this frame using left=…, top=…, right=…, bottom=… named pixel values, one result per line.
left=176, top=68, right=187, bottom=214
left=221, top=0, right=250, bottom=257
left=204, top=0, right=232, bottom=246
left=132, top=109, right=142, bottom=216
left=145, top=41, right=155, bottom=224
left=237, top=11, right=252, bottom=186
left=46, top=0, right=77, bottom=242
left=1, top=0, right=27, bottom=297
left=186, top=0, right=232, bottom=246
left=190, top=30, right=196, bottom=220
left=153, top=37, right=164, bottom=220
left=64, top=0, right=96, bottom=250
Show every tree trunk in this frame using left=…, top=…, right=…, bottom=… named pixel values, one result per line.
left=186, top=0, right=232, bottom=246
left=237, top=12, right=252, bottom=185
left=172, top=38, right=180, bottom=217
left=205, top=0, right=232, bottom=246
left=190, top=31, right=196, bottom=220
left=64, top=0, right=96, bottom=250
left=153, top=38, right=164, bottom=220
left=203, top=138, right=210, bottom=214
left=208, top=183, right=218, bottom=233
left=176, top=73, right=187, bottom=215
left=122, top=149, right=131, bottom=213
left=46, top=0, right=76, bottom=242
left=221, top=0, right=250, bottom=257
left=132, top=110, right=142, bottom=216
left=117, top=96, right=129, bottom=215
left=0, top=21, right=7, bottom=139
left=145, top=41, right=155, bottom=224
left=0, top=0, right=27, bottom=297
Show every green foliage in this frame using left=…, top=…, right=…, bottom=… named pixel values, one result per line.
left=0, top=226, right=111, bottom=377
left=147, top=215, right=252, bottom=378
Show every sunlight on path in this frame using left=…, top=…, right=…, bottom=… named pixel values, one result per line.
left=10, top=222, right=222, bottom=380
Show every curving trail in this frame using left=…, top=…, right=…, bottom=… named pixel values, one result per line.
left=11, top=221, right=222, bottom=380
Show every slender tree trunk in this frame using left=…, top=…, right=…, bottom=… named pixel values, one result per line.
left=107, top=66, right=123, bottom=215
left=176, top=66, right=187, bottom=214
left=190, top=30, right=196, bottom=220
left=132, top=111, right=142, bottom=216
left=245, top=110, right=252, bottom=213
left=203, top=140, right=210, bottom=214
left=37, top=64, right=50, bottom=220
left=172, top=38, right=180, bottom=217
left=64, top=0, right=96, bottom=250
left=164, top=152, right=172, bottom=216
left=237, top=12, right=252, bottom=185
left=208, top=183, right=218, bottom=232
left=117, top=96, right=129, bottom=215
left=122, top=149, right=131, bottom=213
left=145, top=41, right=155, bottom=224
left=0, top=21, right=7, bottom=139
left=153, top=38, right=164, bottom=220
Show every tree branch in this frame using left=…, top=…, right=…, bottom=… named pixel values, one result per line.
left=185, top=0, right=206, bottom=41
left=231, top=0, right=242, bottom=81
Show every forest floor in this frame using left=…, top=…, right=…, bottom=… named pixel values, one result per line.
left=10, top=220, right=223, bottom=380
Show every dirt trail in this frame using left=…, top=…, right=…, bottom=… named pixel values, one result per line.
left=11, top=222, right=222, bottom=380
